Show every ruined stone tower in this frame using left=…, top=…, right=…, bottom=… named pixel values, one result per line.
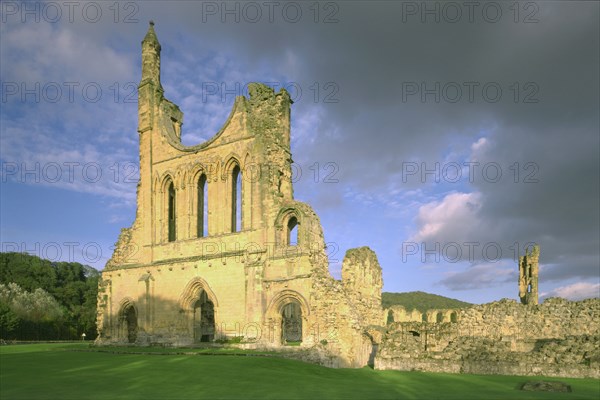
left=518, top=245, right=540, bottom=305
left=95, top=22, right=383, bottom=367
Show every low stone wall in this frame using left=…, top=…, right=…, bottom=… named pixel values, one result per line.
left=375, top=298, right=600, bottom=378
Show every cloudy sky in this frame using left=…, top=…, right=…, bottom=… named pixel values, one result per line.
left=1, top=1, right=598, bottom=304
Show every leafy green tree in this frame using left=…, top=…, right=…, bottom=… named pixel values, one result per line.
left=0, top=283, right=65, bottom=340
left=0, top=253, right=100, bottom=340
left=0, top=253, right=57, bottom=293
left=0, top=301, right=21, bottom=339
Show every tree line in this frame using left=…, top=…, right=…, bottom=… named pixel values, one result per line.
left=0, top=252, right=99, bottom=341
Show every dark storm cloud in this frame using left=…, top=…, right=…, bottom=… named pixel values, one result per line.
left=438, top=263, right=517, bottom=291
left=137, top=1, right=598, bottom=185
left=541, top=255, right=600, bottom=283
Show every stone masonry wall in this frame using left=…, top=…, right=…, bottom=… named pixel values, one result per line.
left=307, top=247, right=384, bottom=368
left=376, top=298, right=600, bottom=378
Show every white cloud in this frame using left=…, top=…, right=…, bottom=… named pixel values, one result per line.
left=541, top=282, right=600, bottom=301
left=1, top=22, right=134, bottom=84
left=470, top=137, right=489, bottom=153
left=411, top=192, right=482, bottom=243
left=0, top=123, right=137, bottom=204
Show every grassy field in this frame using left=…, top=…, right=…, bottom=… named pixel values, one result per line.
left=1, top=344, right=599, bottom=400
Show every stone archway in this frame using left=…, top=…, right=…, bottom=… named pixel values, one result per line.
left=450, top=311, right=458, bottom=323
left=193, top=290, right=215, bottom=342
left=118, top=299, right=138, bottom=344
left=436, top=312, right=443, bottom=323
left=124, top=306, right=137, bottom=343
left=266, top=290, right=310, bottom=346
left=386, top=309, right=395, bottom=324
left=180, top=277, right=219, bottom=343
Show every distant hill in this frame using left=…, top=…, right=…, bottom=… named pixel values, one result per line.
left=382, top=291, right=472, bottom=313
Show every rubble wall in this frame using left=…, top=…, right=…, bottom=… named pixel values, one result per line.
left=376, top=298, right=600, bottom=378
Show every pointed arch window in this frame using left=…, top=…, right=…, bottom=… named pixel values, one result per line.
left=287, top=216, right=298, bottom=246
left=231, top=165, right=242, bottom=232
left=168, top=181, right=176, bottom=242
left=197, top=174, right=208, bottom=237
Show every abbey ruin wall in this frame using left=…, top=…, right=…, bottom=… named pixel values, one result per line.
left=376, top=298, right=600, bottom=378
left=95, top=23, right=597, bottom=376
left=95, top=22, right=386, bottom=369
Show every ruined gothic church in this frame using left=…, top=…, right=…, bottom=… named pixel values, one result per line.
left=96, top=22, right=384, bottom=367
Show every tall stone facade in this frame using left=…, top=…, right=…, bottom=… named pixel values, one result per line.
left=95, top=22, right=383, bottom=368
left=519, top=245, right=539, bottom=305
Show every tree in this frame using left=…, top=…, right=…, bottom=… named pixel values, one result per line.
left=0, top=283, right=64, bottom=340
left=0, top=253, right=100, bottom=340
left=0, top=301, right=21, bottom=339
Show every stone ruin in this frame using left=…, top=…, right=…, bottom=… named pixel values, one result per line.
left=95, top=22, right=382, bottom=368
left=519, top=245, right=539, bottom=305
left=378, top=245, right=599, bottom=378
left=377, top=297, right=599, bottom=378
left=96, top=23, right=599, bottom=377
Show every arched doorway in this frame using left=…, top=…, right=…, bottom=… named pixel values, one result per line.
left=450, top=312, right=458, bottom=323
left=436, top=312, right=443, bottom=323
left=387, top=310, right=395, bottom=324
left=281, top=302, right=302, bottom=344
left=193, top=290, right=215, bottom=342
left=121, top=304, right=137, bottom=344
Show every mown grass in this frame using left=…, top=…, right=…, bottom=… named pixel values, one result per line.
left=1, top=344, right=599, bottom=399
left=70, top=344, right=279, bottom=356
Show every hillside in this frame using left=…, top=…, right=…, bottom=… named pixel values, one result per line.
left=382, top=291, right=472, bottom=313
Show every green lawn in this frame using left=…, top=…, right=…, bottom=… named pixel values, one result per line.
left=1, top=344, right=598, bottom=400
